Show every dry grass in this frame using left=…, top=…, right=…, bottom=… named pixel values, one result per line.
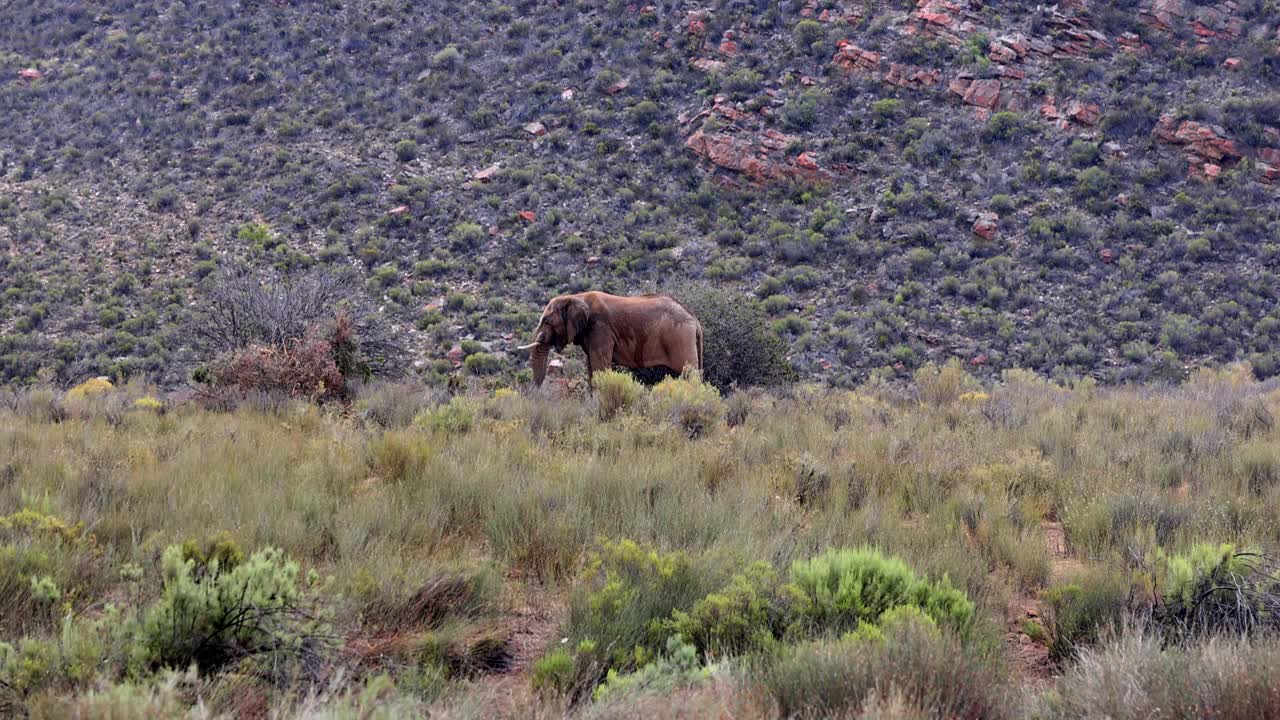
left=2, top=365, right=1280, bottom=715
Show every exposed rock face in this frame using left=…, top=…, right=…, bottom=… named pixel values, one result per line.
left=1151, top=115, right=1267, bottom=182
left=949, top=75, right=1002, bottom=110
left=684, top=98, right=830, bottom=184
left=884, top=63, right=940, bottom=89
left=1153, top=116, right=1242, bottom=162
left=832, top=41, right=882, bottom=73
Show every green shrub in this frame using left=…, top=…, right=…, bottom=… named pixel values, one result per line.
left=783, top=547, right=975, bottom=638
left=1150, top=543, right=1280, bottom=638
left=1040, top=567, right=1132, bottom=662
left=593, top=635, right=711, bottom=703
left=594, top=370, right=643, bottom=421
left=463, top=352, right=503, bottom=376
left=669, top=284, right=796, bottom=391
left=648, top=374, right=723, bottom=438
left=531, top=648, right=576, bottom=697
left=561, top=539, right=714, bottom=691
left=134, top=544, right=328, bottom=673
left=395, top=139, right=418, bottom=162
left=666, top=563, right=781, bottom=661
left=914, top=359, right=981, bottom=406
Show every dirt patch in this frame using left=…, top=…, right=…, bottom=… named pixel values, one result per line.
left=1005, top=520, right=1083, bottom=688
left=467, top=583, right=567, bottom=716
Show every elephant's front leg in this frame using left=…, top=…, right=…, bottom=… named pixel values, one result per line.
left=584, top=342, right=615, bottom=392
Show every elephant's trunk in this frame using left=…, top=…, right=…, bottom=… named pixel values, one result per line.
left=530, top=343, right=550, bottom=387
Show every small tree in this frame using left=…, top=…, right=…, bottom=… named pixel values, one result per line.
left=666, top=283, right=797, bottom=391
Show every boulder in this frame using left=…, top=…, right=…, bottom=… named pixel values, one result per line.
left=604, top=78, right=630, bottom=95
left=949, top=76, right=1002, bottom=110
left=972, top=211, right=999, bottom=240
left=884, top=63, right=940, bottom=88
left=387, top=205, right=409, bottom=215
left=691, top=57, right=727, bottom=73
left=832, top=41, right=881, bottom=73
left=473, top=164, right=500, bottom=183
left=523, top=121, right=547, bottom=136
left=18, top=68, right=42, bottom=80
left=518, top=210, right=537, bottom=222
left=1064, top=100, right=1101, bottom=127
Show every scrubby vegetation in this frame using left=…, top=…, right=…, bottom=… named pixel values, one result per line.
left=3, top=363, right=1280, bottom=716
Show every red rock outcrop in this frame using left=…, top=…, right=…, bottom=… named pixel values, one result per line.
left=884, top=63, right=940, bottom=89
left=832, top=41, right=882, bottom=73
left=972, top=211, right=999, bottom=240
left=685, top=99, right=830, bottom=184
left=948, top=75, right=1002, bottom=110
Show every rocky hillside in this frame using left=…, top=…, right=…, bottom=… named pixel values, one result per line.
left=2, top=0, right=1279, bottom=387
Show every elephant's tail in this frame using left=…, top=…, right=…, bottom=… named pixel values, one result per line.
left=696, top=323, right=704, bottom=372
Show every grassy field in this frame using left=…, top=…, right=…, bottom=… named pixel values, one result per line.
left=4, top=363, right=1280, bottom=718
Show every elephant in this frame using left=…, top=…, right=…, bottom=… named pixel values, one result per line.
left=517, top=291, right=703, bottom=388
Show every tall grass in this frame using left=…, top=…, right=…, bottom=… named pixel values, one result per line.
left=2, top=365, right=1280, bottom=714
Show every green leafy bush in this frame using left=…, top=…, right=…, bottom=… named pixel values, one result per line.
left=560, top=540, right=714, bottom=692
left=418, top=396, right=480, bottom=434
left=669, top=284, right=796, bottom=391
left=1151, top=543, right=1280, bottom=638
left=783, top=547, right=975, bottom=637
left=665, top=563, right=782, bottom=661
left=134, top=544, right=327, bottom=672
left=593, top=635, right=712, bottom=703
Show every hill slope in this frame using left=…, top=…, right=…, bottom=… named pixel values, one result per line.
left=2, top=0, right=1279, bottom=386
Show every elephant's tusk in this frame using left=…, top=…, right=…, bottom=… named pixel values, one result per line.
left=515, top=342, right=541, bottom=351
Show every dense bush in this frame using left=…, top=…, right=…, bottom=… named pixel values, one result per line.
left=784, top=547, right=976, bottom=638
left=669, top=284, right=796, bottom=391
left=1040, top=567, right=1133, bottom=662
left=135, top=544, right=328, bottom=673
left=1150, top=543, right=1280, bottom=639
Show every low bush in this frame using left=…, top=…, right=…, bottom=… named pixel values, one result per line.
left=560, top=540, right=717, bottom=697
left=666, top=563, right=783, bottom=661
left=0, top=509, right=104, bottom=636
left=418, top=396, right=481, bottom=434
left=1039, top=567, right=1134, bottom=662
left=592, top=635, right=712, bottom=703
left=648, top=373, right=723, bottom=438
left=1150, top=543, right=1280, bottom=639
left=1036, top=633, right=1280, bottom=720
left=134, top=543, right=330, bottom=674
left=784, top=547, right=975, bottom=638
left=594, top=370, right=643, bottom=421
left=761, top=616, right=1008, bottom=719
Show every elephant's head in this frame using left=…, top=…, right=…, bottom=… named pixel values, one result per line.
left=516, top=295, right=591, bottom=386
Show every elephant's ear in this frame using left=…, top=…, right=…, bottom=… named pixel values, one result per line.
left=563, top=296, right=591, bottom=343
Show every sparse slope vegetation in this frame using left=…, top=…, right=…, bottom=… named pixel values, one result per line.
left=2, top=0, right=1279, bottom=387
